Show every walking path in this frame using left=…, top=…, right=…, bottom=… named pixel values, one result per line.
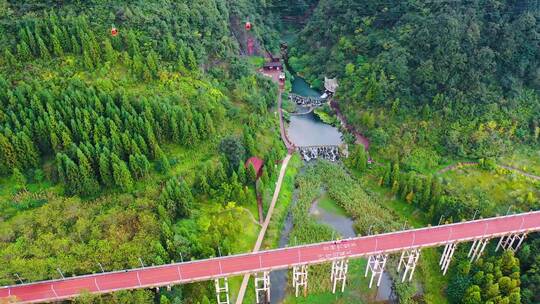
left=437, top=161, right=540, bottom=180
left=234, top=66, right=295, bottom=303
left=235, top=153, right=292, bottom=304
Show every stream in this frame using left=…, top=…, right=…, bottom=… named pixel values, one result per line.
left=270, top=76, right=395, bottom=303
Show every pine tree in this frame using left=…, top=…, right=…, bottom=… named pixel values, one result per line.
left=247, top=164, right=257, bottom=184
left=431, top=178, right=443, bottom=204
left=212, top=162, right=227, bottom=188
left=36, top=36, right=51, bottom=60
left=12, top=168, right=27, bottom=191
left=70, top=35, right=80, bottom=54
left=64, top=156, right=81, bottom=195
left=146, top=51, right=159, bottom=78
left=355, top=146, right=368, bottom=172
left=157, top=148, right=171, bottom=173
left=129, top=153, right=150, bottom=179
left=17, top=41, right=32, bottom=61
left=176, top=52, right=186, bottom=73
left=99, top=152, right=114, bottom=187
left=3, top=49, right=17, bottom=66
left=413, top=176, right=423, bottom=206
left=77, top=148, right=98, bottom=195
left=103, top=38, right=116, bottom=63
left=83, top=50, right=93, bottom=69
left=16, top=132, right=39, bottom=169
left=51, top=34, right=64, bottom=57
left=0, top=133, right=17, bottom=174
left=422, top=175, right=432, bottom=209
left=24, top=27, right=37, bottom=55
left=160, top=177, right=193, bottom=218
left=112, top=155, right=133, bottom=192
left=195, top=170, right=210, bottom=194
left=383, top=164, right=391, bottom=187
left=177, top=179, right=193, bottom=216
left=237, top=162, right=246, bottom=185
left=60, top=131, right=73, bottom=151
left=185, top=49, right=198, bottom=71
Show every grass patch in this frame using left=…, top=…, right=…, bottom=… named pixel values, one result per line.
left=498, top=146, right=540, bottom=176
left=317, top=193, right=348, bottom=217
left=441, top=166, right=540, bottom=213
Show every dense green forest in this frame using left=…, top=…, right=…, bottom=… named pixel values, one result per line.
left=1, top=0, right=539, bottom=303
left=288, top=0, right=539, bottom=303
left=290, top=0, right=539, bottom=160
left=0, top=1, right=286, bottom=303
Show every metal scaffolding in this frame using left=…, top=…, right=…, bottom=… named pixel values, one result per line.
left=292, top=264, right=308, bottom=297
left=468, top=238, right=490, bottom=262
left=254, top=271, right=270, bottom=304
left=398, top=248, right=420, bottom=282
left=439, top=242, right=457, bottom=275
left=330, top=258, right=349, bottom=294
left=364, top=254, right=388, bottom=288
left=214, top=278, right=230, bottom=304
left=496, top=233, right=527, bottom=252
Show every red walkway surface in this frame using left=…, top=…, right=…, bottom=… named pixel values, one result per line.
left=2, top=211, right=539, bottom=303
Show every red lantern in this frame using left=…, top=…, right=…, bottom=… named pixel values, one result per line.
left=111, top=27, right=118, bottom=37
left=245, top=22, right=252, bottom=31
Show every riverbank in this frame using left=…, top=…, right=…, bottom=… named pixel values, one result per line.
left=329, top=98, right=370, bottom=151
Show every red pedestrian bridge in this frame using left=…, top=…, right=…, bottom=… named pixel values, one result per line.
left=2, top=211, right=539, bottom=303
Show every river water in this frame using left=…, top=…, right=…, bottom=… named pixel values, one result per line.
left=287, top=77, right=343, bottom=147
left=269, top=76, right=394, bottom=303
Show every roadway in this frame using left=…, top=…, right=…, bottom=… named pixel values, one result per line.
left=2, top=211, right=539, bottom=303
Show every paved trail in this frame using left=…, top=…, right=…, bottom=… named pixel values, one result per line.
left=234, top=68, right=295, bottom=304
left=235, top=153, right=292, bottom=304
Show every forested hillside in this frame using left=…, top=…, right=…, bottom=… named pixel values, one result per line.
left=0, top=1, right=284, bottom=303
left=288, top=1, right=540, bottom=303
left=290, top=0, right=539, bottom=159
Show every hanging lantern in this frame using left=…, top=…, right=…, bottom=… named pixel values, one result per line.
left=245, top=21, right=252, bottom=31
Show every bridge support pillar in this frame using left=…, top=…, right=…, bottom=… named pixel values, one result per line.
left=254, top=271, right=270, bottom=304
left=214, top=278, right=230, bottom=304
left=330, top=258, right=349, bottom=293
left=496, top=233, right=527, bottom=252
left=398, top=248, right=420, bottom=282
left=468, top=238, right=490, bottom=262
left=292, top=264, right=308, bottom=297
left=364, top=254, right=388, bottom=288
left=439, top=242, right=457, bottom=275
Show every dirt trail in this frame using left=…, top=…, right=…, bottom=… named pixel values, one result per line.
left=437, top=161, right=540, bottom=180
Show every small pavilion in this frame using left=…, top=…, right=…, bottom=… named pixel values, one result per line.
left=324, top=77, right=339, bottom=94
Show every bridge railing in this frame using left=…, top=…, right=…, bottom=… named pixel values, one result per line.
left=2, top=211, right=539, bottom=303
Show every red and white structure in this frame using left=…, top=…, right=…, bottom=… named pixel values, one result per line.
left=1, top=211, right=539, bottom=303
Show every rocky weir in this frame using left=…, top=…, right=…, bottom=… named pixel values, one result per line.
left=297, top=145, right=340, bottom=162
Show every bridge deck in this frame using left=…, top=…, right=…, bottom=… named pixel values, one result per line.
left=2, top=211, right=539, bottom=303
